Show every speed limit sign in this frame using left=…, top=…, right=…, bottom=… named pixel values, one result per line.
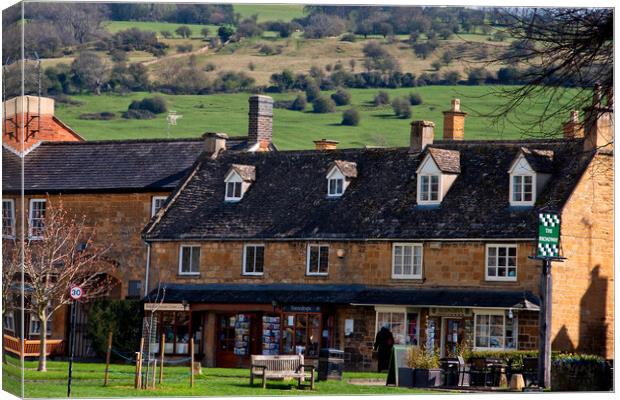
left=69, top=286, right=83, bottom=300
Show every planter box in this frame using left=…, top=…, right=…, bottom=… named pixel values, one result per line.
left=398, top=367, right=414, bottom=387
left=413, top=368, right=444, bottom=388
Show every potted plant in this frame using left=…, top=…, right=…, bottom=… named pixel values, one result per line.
left=406, top=346, right=443, bottom=388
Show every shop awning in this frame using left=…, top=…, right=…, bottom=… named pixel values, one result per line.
left=145, top=284, right=540, bottom=311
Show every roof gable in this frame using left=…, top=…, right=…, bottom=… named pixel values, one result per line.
left=427, top=147, right=461, bottom=174
left=227, top=164, right=256, bottom=182
left=509, top=147, right=554, bottom=174
left=328, top=160, right=358, bottom=179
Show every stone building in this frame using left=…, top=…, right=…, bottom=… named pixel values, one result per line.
left=142, top=95, right=613, bottom=369
left=1, top=95, right=275, bottom=356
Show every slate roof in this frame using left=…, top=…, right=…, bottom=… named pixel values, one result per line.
left=519, top=147, right=555, bottom=173
left=427, top=147, right=461, bottom=174
left=229, top=164, right=256, bottom=182
left=332, top=160, right=358, bottom=178
left=144, top=138, right=593, bottom=241
left=2, top=137, right=248, bottom=193
left=146, top=283, right=540, bottom=310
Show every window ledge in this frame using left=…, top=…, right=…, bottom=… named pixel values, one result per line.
left=391, top=276, right=424, bottom=282
left=177, top=273, right=201, bottom=278
left=306, top=273, right=329, bottom=277
left=242, top=273, right=264, bottom=277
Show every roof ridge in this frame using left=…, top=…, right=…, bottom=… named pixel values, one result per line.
left=38, top=136, right=248, bottom=146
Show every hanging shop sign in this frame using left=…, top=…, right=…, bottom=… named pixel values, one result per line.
left=537, top=213, right=561, bottom=258
left=429, top=307, right=472, bottom=317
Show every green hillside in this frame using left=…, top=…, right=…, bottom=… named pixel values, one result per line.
left=55, top=86, right=571, bottom=150
left=233, top=4, right=306, bottom=22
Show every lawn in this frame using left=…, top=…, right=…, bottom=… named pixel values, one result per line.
left=54, top=86, right=573, bottom=150
left=1, top=357, right=432, bottom=398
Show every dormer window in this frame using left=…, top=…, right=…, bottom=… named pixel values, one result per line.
left=508, top=148, right=553, bottom=207
left=419, top=175, right=439, bottom=202
left=224, top=164, right=256, bottom=202
left=326, top=160, right=357, bottom=198
left=416, top=148, right=460, bottom=205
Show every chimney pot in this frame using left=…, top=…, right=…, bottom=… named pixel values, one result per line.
left=442, top=98, right=467, bottom=140
left=248, top=95, right=273, bottom=149
left=409, top=120, right=435, bottom=153
left=314, top=139, right=339, bottom=151
left=203, top=132, right=228, bottom=157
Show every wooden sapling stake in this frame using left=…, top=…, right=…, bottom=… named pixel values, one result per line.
left=159, top=334, right=165, bottom=383
left=103, top=330, right=113, bottom=386
left=190, top=338, right=195, bottom=388
left=152, top=360, right=157, bottom=389
left=135, top=337, right=144, bottom=389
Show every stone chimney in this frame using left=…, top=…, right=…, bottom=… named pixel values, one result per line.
left=248, top=95, right=273, bottom=149
left=442, top=98, right=467, bottom=140
left=583, top=84, right=614, bottom=153
left=562, top=110, right=584, bottom=139
left=314, top=139, right=339, bottom=151
left=409, top=120, right=435, bottom=153
left=203, top=132, right=228, bottom=157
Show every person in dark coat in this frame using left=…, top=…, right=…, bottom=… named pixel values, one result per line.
left=373, top=325, right=395, bottom=372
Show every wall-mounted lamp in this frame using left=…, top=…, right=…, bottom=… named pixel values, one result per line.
left=508, top=308, right=514, bottom=319
left=337, top=249, right=346, bottom=258
left=271, top=300, right=278, bottom=312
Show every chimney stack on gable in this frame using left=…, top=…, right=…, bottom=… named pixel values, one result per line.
left=203, top=132, right=228, bottom=157
left=583, top=84, right=614, bottom=153
left=442, top=98, right=467, bottom=140
left=562, top=110, right=584, bottom=139
left=314, top=139, right=339, bottom=151
left=248, top=95, right=273, bottom=150
left=409, top=120, right=435, bottom=153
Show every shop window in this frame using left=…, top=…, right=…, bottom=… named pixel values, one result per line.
left=376, top=309, right=420, bottom=346
left=486, top=244, right=517, bottom=281
left=161, top=311, right=190, bottom=354
left=218, top=315, right=237, bottom=353
left=262, top=315, right=281, bottom=355
left=282, top=313, right=321, bottom=357
left=474, top=311, right=517, bottom=350
left=307, top=244, right=329, bottom=275
left=243, top=244, right=265, bottom=275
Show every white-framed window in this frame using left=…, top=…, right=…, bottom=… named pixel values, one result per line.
left=28, top=199, right=46, bottom=239
left=375, top=307, right=420, bottom=346
left=225, top=172, right=243, bottom=201
left=307, top=244, right=329, bottom=275
left=151, top=196, right=168, bottom=217
left=243, top=244, right=265, bottom=275
left=474, top=310, right=517, bottom=350
left=3, top=311, right=15, bottom=332
left=179, top=245, right=201, bottom=275
left=486, top=244, right=517, bottom=281
left=2, top=199, right=15, bottom=238
left=392, top=243, right=423, bottom=279
left=326, top=167, right=347, bottom=197
left=328, top=177, right=344, bottom=197
left=511, top=175, right=535, bottom=205
left=418, top=174, right=440, bottom=203
left=29, top=313, right=52, bottom=336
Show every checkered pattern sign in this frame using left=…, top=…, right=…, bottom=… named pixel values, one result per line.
left=537, top=213, right=561, bottom=258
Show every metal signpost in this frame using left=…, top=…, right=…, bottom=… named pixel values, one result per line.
left=67, top=286, right=83, bottom=397
left=530, top=213, right=565, bottom=390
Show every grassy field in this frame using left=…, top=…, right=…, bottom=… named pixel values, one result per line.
left=1, top=357, right=432, bottom=398
left=233, top=3, right=306, bottom=22
left=105, top=21, right=220, bottom=38
left=55, top=86, right=571, bottom=150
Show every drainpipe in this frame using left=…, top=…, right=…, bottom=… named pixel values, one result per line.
left=144, top=242, right=151, bottom=297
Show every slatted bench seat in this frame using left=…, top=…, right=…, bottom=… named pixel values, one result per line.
left=250, top=354, right=315, bottom=389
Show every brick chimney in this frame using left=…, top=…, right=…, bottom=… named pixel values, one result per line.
left=314, top=139, right=339, bottom=151
left=442, top=98, right=467, bottom=140
left=409, top=120, right=435, bottom=153
left=203, top=132, right=228, bottom=157
left=248, top=95, right=273, bottom=149
left=2, top=95, right=82, bottom=154
left=562, top=110, right=584, bottom=139
left=583, top=84, right=614, bottom=153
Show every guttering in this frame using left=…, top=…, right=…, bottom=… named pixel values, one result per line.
left=351, top=303, right=540, bottom=311
left=144, top=243, right=152, bottom=295
left=144, top=237, right=537, bottom=243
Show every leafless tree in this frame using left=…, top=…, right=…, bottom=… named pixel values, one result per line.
left=71, top=51, right=110, bottom=95
left=461, top=8, right=613, bottom=137
left=3, top=198, right=116, bottom=371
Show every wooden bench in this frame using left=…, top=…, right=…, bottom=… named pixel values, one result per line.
left=250, top=354, right=315, bottom=389
left=3, top=334, right=64, bottom=357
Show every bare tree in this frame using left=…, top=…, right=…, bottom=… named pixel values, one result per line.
left=461, top=8, right=613, bottom=137
left=71, top=51, right=110, bottom=95
left=3, top=198, right=116, bottom=371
